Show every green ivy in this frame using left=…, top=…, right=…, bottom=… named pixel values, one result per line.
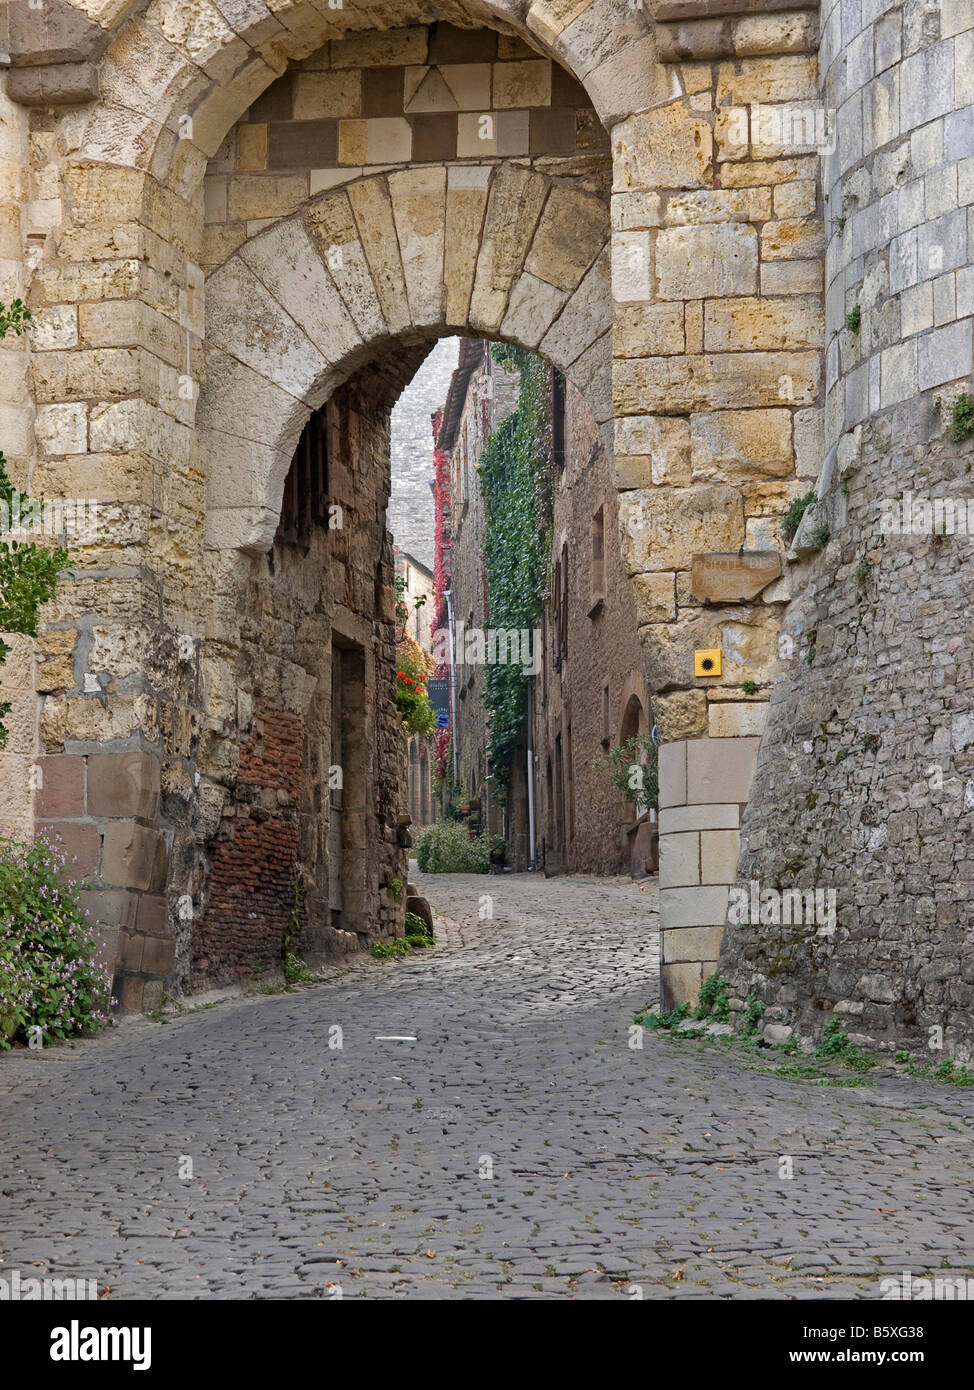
left=478, top=345, right=554, bottom=790
left=0, top=302, right=68, bottom=748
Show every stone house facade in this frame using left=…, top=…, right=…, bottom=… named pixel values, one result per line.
left=434, top=338, right=519, bottom=830
left=532, top=374, right=655, bottom=876
left=394, top=546, right=435, bottom=828
left=433, top=343, right=653, bottom=876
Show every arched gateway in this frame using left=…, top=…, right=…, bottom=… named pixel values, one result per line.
left=5, top=0, right=971, bottom=1049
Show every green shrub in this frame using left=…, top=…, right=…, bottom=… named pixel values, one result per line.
left=404, top=909, right=433, bottom=943
left=946, top=392, right=974, bottom=442
left=371, top=939, right=411, bottom=961
left=414, top=820, right=490, bottom=874
left=781, top=489, right=817, bottom=544
left=743, top=994, right=765, bottom=1035
left=592, top=733, right=659, bottom=813
left=283, top=952, right=314, bottom=984
left=695, top=972, right=730, bottom=1022
left=0, top=837, right=113, bottom=1048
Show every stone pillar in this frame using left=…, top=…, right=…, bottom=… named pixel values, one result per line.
left=658, top=734, right=759, bottom=1008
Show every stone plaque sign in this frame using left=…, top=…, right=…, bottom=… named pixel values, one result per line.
left=691, top=551, right=782, bottom=603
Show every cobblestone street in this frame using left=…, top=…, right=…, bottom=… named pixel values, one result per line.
left=1, top=871, right=972, bottom=1300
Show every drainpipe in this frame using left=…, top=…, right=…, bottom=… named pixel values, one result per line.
left=526, top=681, right=537, bottom=871
left=444, top=588, right=459, bottom=786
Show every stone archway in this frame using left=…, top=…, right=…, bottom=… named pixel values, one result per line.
left=7, top=0, right=836, bottom=1013
left=201, top=161, right=613, bottom=555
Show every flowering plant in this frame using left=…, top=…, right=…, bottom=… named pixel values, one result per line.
left=395, top=634, right=436, bottom=738
left=0, top=836, right=113, bottom=1048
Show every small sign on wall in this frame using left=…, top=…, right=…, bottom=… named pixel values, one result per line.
left=690, top=551, right=782, bottom=604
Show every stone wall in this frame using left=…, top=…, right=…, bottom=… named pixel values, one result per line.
left=439, top=341, right=520, bottom=830
left=123, top=362, right=411, bottom=1004
left=719, top=0, right=974, bottom=1055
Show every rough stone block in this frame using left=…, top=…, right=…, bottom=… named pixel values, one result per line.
left=659, top=739, right=687, bottom=809
left=86, top=751, right=161, bottom=820
left=632, top=572, right=677, bottom=624
left=100, top=821, right=168, bottom=893
left=614, top=302, right=685, bottom=358
left=690, top=408, right=793, bottom=481
left=525, top=187, right=606, bottom=293
left=704, top=296, right=822, bottom=352
left=493, top=59, right=551, bottom=108
left=659, top=830, right=700, bottom=888
left=35, top=754, right=84, bottom=818
left=620, top=485, right=744, bottom=574
left=34, top=402, right=87, bottom=455
left=38, top=820, right=101, bottom=876
left=686, top=736, right=760, bottom=805
left=656, top=223, right=757, bottom=299
left=615, top=415, right=691, bottom=487
left=613, top=102, right=713, bottom=192
left=652, top=690, right=709, bottom=742
left=294, top=71, right=361, bottom=120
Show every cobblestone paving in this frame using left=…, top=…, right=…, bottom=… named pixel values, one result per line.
left=1, top=870, right=972, bottom=1300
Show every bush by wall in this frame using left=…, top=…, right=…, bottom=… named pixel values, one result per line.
left=0, top=838, right=113, bottom=1048
left=413, top=820, right=490, bottom=874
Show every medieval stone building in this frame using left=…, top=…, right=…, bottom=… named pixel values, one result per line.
left=532, top=369, right=655, bottom=877
left=433, top=338, right=519, bottom=833
left=0, top=0, right=971, bottom=1052
left=434, top=339, right=655, bottom=874
left=395, top=546, right=435, bottom=828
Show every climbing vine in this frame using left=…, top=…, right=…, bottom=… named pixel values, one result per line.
left=478, top=345, right=555, bottom=792
left=0, top=301, right=68, bottom=749
left=431, top=416, right=453, bottom=781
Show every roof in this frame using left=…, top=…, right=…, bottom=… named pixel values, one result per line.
left=395, top=549, right=434, bottom=580
left=434, top=339, right=484, bottom=453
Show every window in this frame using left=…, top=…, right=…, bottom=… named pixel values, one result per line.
left=590, top=506, right=605, bottom=608
left=276, top=405, right=329, bottom=546
left=552, top=368, right=567, bottom=470
left=558, top=541, right=569, bottom=664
